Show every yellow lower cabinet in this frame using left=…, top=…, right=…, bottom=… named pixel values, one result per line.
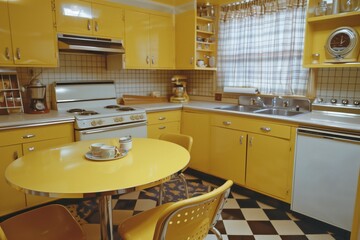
left=147, top=110, right=181, bottom=139
left=210, top=126, right=246, bottom=185
left=181, top=111, right=210, bottom=172
left=0, top=144, right=25, bottom=216
left=246, top=133, right=291, bottom=201
left=23, top=137, right=73, bottom=207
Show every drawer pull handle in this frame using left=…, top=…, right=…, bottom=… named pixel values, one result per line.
left=22, top=134, right=35, bottom=139
left=94, top=21, right=99, bottom=32
left=5, top=47, right=10, bottom=60
left=158, top=117, right=166, bottom=120
left=249, top=136, right=254, bottom=146
left=16, top=48, right=21, bottom=60
left=239, top=135, right=243, bottom=144
left=158, top=126, right=166, bottom=130
left=260, top=127, right=271, bottom=132
left=28, top=147, right=35, bottom=152
left=223, top=121, right=231, bottom=126
left=87, top=20, right=91, bottom=30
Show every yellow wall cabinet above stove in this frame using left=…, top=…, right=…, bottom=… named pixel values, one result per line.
left=0, top=123, right=74, bottom=217
left=55, top=0, right=125, bottom=39
left=124, top=9, right=175, bottom=69
left=0, top=0, right=58, bottom=67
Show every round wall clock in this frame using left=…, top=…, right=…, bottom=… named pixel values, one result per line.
left=324, top=26, right=360, bottom=63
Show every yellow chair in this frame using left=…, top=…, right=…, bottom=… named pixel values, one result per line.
left=118, top=180, right=233, bottom=240
left=0, top=204, right=86, bottom=240
left=158, top=133, right=193, bottom=205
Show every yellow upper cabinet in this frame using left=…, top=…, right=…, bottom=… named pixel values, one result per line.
left=55, top=0, right=124, bottom=39
left=0, top=0, right=58, bottom=67
left=125, top=9, right=174, bottom=69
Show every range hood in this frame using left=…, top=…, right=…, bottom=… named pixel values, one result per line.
left=58, top=34, right=125, bottom=54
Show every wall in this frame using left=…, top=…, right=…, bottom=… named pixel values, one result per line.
left=16, top=53, right=215, bottom=108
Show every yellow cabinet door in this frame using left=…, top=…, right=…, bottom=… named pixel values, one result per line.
left=0, top=1, right=13, bottom=66
left=55, top=0, right=93, bottom=36
left=8, top=0, right=58, bottom=66
left=23, top=137, right=73, bottom=207
left=150, top=14, right=174, bottom=69
left=125, top=10, right=150, bottom=69
left=210, top=127, right=247, bottom=185
left=181, top=111, right=210, bottom=172
left=246, top=133, right=291, bottom=201
left=92, top=3, right=124, bottom=39
left=0, top=144, right=25, bottom=216
left=175, top=9, right=196, bottom=69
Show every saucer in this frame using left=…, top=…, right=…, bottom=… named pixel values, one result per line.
left=85, top=150, right=128, bottom=161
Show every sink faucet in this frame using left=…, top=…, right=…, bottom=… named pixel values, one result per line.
left=251, top=97, right=266, bottom=107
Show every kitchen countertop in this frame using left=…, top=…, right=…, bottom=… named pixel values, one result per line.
left=0, top=101, right=359, bottom=133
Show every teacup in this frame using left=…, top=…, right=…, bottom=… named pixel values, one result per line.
left=100, top=145, right=119, bottom=159
left=90, top=143, right=105, bottom=157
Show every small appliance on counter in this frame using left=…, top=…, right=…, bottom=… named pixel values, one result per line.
left=170, top=75, right=189, bottom=103
left=23, top=76, right=49, bottom=114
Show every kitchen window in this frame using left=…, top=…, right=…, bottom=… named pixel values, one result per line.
left=217, top=0, right=309, bottom=96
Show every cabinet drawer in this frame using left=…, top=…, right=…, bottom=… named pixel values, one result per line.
left=148, top=122, right=180, bottom=139
left=211, top=115, right=290, bottom=139
left=0, top=123, right=74, bottom=146
left=243, top=120, right=291, bottom=139
left=147, top=110, right=181, bottom=124
left=22, top=137, right=72, bottom=155
left=211, top=114, right=246, bottom=131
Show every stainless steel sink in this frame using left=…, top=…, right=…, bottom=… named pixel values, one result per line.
left=214, top=105, right=263, bottom=112
left=253, top=108, right=304, bottom=116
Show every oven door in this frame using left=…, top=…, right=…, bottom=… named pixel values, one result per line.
left=75, top=122, right=147, bottom=141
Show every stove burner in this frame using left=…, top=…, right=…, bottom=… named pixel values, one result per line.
left=78, top=111, right=99, bottom=115
left=117, top=107, right=135, bottom=111
left=104, top=105, right=121, bottom=109
left=67, top=108, right=86, bottom=113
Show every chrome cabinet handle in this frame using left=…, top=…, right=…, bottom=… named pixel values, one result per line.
left=222, top=121, right=231, bottom=126
left=13, top=151, right=19, bottom=160
left=158, top=126, right=166, bottom=130
left=5, top=47, right=10, bottom=60
left=22, top=134, right=35, bottom=139
left=28, top=147, right=35, bottom=152
left=87, top=20, right=91, bottom=30
left=239, top=135, right=244, bottom=144
left=260, top=127, right=271, bottom=132
left=146, top=56, right=149, bottom=64
left=95, top=21, right=99, bottom=32
left=190, top=57, right=194, bottom=65
left=249, top=136, right=254, bottom=146
left=16, top=48, right=21, bottom=60
left=158, top=116, right=166, bottom=120
left=151, top=56, right=154, bottom=64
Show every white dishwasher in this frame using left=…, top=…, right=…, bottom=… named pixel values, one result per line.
left=292, top=128, right=360, bottom=231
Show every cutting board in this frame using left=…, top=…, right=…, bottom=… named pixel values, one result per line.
left=120, top=95, right=168, bottom=105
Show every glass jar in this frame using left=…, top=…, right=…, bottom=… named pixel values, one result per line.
left=315, top=1, right=328, bottom=16
left=340, top=0, right=359, bottom=12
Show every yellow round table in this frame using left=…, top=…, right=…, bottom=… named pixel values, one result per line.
left=5, top=138, right=190, bottom=240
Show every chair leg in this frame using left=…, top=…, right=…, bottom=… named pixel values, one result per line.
left=179, top=173, right=189, bottom=199
left=210, top=226, right=223, bottom=240
left=158, top=183, right=164, bottom=205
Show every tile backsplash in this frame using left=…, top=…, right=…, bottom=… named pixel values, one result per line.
left=16, top=53, right=215, bottom=108
left=15, top=53, right=360, bottom=108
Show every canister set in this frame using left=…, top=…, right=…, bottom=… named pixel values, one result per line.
left=314, top=0, right=359, bottom=16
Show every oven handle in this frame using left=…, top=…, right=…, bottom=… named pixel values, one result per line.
left=81, top=122, right=147, bottom=135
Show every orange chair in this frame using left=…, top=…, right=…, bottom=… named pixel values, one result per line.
left=0, top=204, right=86, bottom=240
left=158, top=133, right=193, bottom=205
left=119, top=180, right=233, bottom=240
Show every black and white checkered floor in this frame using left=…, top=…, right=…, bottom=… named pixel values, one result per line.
left=75, top=174, right=349, bottom=240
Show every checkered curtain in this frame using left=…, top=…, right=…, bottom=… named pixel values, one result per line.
left=217, top=0, right=309, bottom=96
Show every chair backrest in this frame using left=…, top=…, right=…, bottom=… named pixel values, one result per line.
left=153, top=180, right=233, bottom=240
left=0, top=204, right=86, bottom=240
left=159, top=133, right=193, bottom=152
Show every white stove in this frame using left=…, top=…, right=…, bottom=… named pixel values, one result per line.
left=53, top=81, right=147, bottom=141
